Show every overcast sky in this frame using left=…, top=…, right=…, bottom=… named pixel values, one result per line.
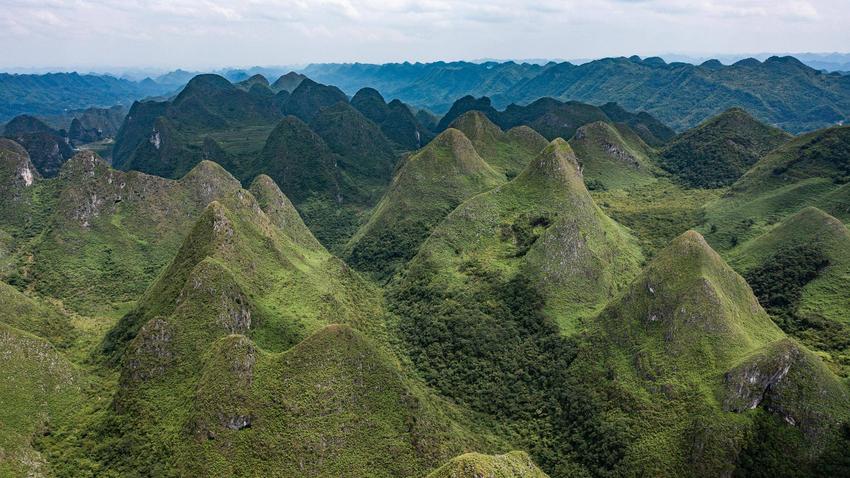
left=1, top=0, right=849, bottom=71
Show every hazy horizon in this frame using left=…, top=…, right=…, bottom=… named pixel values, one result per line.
left=2, top=0, right=850, bottom=71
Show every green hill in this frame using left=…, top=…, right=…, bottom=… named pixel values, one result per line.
left=426, top=451, right=549, bottom=478
left=436, top=95, right=673, bottom=148
left=0, top=139, right=43, bottom=235
left=0, top=287, right=82, bottom=477
left=344, top=128, right=503, bottom=281
left=571, top=230, right=849, bottom=475
left=351, top=87, right=433, bottom=149
left=308, top=101, right=399, bottom=199
left=14, top=152, right=244, bottom=312
left=728, top=207, right=850, bottom=376
left=70, top=184, right=504, bottom=477
left=110, top=74, right=419, bottom=251
left=659, top=108, right=792, bottom=188
left=3, top=114, right=74, bottom=177
left=388, top=139, right=644, bottom=476
left=283, top=78, right=348, bottom=122
left=404, top=138, right=643, bottom=333
left=570, top=121, right=662, bottom=190
left=303, top=56, right=850, bottom=133
left=702, top=125, right=850, bottom=248
left=599, top=102, right=676, bottom=147
left=270, top=71, right=307, bottom=93
left=236, top=74, right=270, bottom=91
left=448, top=110, right=548, bottom=178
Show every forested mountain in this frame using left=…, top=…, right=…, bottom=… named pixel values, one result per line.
left=0, top=72, right=171, bottom=122
left=304, top=56, right=850, bottom=132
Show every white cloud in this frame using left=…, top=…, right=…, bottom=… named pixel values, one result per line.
left=0, top=0, right=845, bottom=69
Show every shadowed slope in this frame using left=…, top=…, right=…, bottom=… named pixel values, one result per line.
left=659, top=108, right=792, bottom=188
left=344, top=128, right=503, bottom=281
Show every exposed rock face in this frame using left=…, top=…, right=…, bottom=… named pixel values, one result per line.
left=723, top=344, right=798, bottom=414
left=722, top=339, right=850, bottom=438
left=124, top=318, right=174, bottom=383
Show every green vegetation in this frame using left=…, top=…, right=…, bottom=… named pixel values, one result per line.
left=448, top=110, right=548, bottom=178
left=344, top=128, right=504, bottom=281
left=3, top=72, right=850, bottom=478
left=426, top=451, right=550, bottom=478
left=435, top=95, right=672, bottom=148
left=592, top=179, right=723, bottom=255
left=570, top=121, right=662, bottom=191
left=39, top=181, right=507, bottom=477
left=728, top=207, right=850, bottom=377
left=572, top=231, right=849, bottom=475
left=703, top=126, right=850, bottom=249
left=305, top=56, right=850, bottom=132
left=658, top=108, right=792, bottom=188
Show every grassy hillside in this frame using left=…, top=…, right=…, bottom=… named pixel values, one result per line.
left=659, top=108, right=792, bottom=188
left=0, top=288, right=83, bottom=477
left=35, top=182, right=508, bottom=477
left=570, top=121, right=662, bottom=191
left=573, top=231, right=849, bottom=475
left=405, top=138, right=643, bottom=333
left=426, top=451, right=549, bottom=478
left=344, top=128, right=504, bottom=281
left=728, top=207, right=850, bottom=377
left=702, top=125, right=850, bottom=249
left=448, top=110, right=548, bottom=178
left=0, top=149, right=248, bottom=313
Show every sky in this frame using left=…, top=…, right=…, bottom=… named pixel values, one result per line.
left=1, top=0, right=849, bottom=71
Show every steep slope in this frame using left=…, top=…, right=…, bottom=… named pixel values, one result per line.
left=270, top=71, right=307, bottom=93
left=351, top=87, right=433, bottom=149
left=599, top=102, right=676, bottom=146
left=112, top=74, right=283, bottom=178
left=703, top=125, right=850, bottom=248
left=21, top=152, right=243, bottom=312
left=247, top=174, right=322, bottom=250
left=235, top=74, right=270, bottom=91
left=0, top=315, right=82, bottom=477
left=405, top=138, right=643, bottom=332
left=344, top=128, right=503, bottom=281
left=571, top=231, right=849, bottom=475
left=79, top=186, right=501, bottom=477
left=308, top=101, right=399, bottom=200
left=437, top=95, right=501, bottom=131
left=659, top=108, right=792, bottom=188
left=3, top=114, right=74, bottom=177
left=436, top=95, right=672, bottom=147
left=0, top=139, right=43, bottom=236
left=728, top=207, right=850, bottom=376
left=448, top=111, right=547, bottom=178
left=426, top=451, right=549, bottom=478
left=388, top=140, right=644, bottom=477
left=569, top=121, right=662, bottom=190
left=283, top=78, right=348, bottom=122
left=254, top=115, right=356, bottom=248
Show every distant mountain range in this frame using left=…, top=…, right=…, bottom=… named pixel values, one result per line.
left=0, top=72, right=172, bottom=122
left=3, top=54, right=850, bottom=137
left=302, top=56, right=850, bottom=133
